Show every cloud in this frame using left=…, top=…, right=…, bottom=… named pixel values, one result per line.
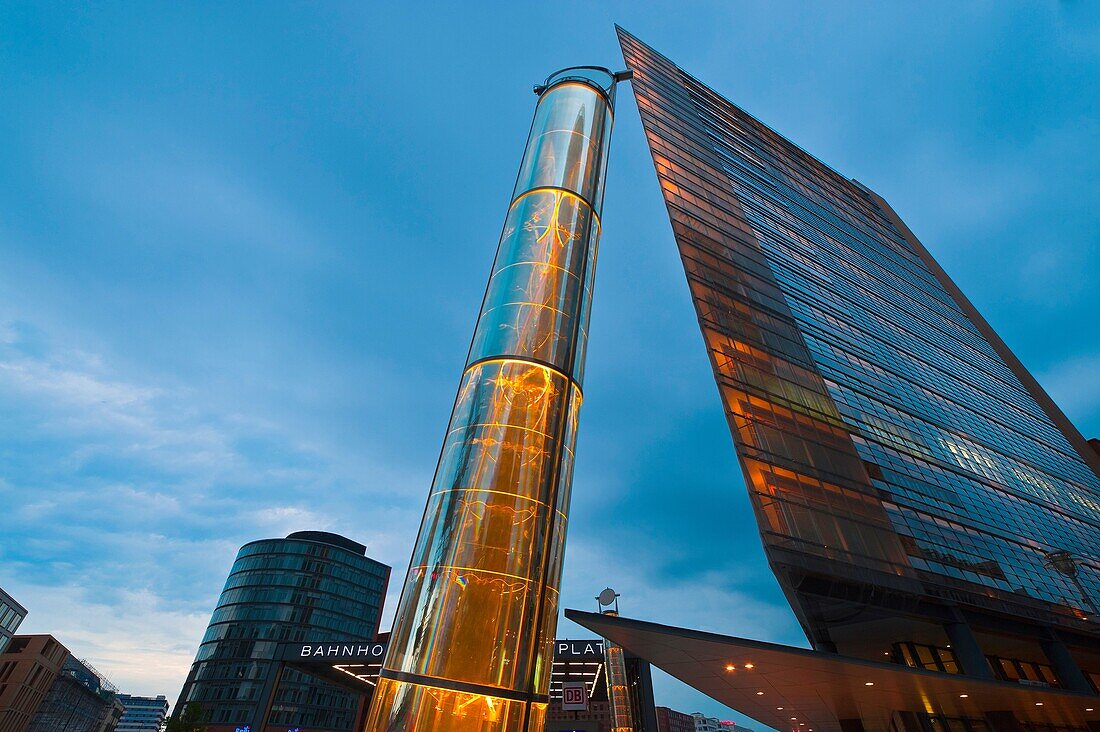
left=0, top=322, right=237, bottom=480
left=2, top=356, right=155, bottom=409
left=255, top=505, right=335, bottom=534
left=2, top=5, right=1096, bottom=724
left=0, top=317, right=424, bottom=697
left=15, top=583, right=209, bottom=698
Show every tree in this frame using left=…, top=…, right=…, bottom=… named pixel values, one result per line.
left=164, top=702, right=209, bottom=732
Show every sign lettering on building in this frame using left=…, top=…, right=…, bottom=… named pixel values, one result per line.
left=555, top=639, right=605, bottom=658
left=294, top=643, right=386, bottom=659
left=281, top=638, right=605, bottom=663
left=561, top=681, right=589, bottom=711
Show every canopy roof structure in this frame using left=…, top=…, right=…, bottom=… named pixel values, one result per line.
left=566, top=610, right=1100, bottom=732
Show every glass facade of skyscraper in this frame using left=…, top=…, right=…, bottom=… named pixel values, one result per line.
left=176, top=531, right=390, bottom=731
left=616, top=26, right=1099, bottom=688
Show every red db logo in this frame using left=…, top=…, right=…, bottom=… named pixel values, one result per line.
left=562, top=681, right=588, bottom=711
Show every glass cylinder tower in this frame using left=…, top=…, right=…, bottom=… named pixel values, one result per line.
left=603, top=619, right=636, bottom=732
left=363, top=67, right=620, bottom=732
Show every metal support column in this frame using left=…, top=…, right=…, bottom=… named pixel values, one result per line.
left=1040, top=630, right=1093, bottom=693
left=984, top=711, right=1023, bottom=732
left=944, top=616, right=993, bottom=679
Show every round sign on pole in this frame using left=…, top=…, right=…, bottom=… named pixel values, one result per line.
left=597, top=588, right=618, bottom=607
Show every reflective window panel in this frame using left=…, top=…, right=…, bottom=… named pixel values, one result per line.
left=617, top=28, right=1100, bottom=655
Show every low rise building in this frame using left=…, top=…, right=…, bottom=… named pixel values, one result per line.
left=0, top=587, right=27, bottom=654
left=0, top=635, right=123, bottom=732
left=26, top=656, right=123, bottom=732
left=116, top=694, right=169, bottom=732
left=692, top=712, right=736, bottom=732
left=656, top=705, right=696, bottom=732
left=0, top=635, right=68, bottom=731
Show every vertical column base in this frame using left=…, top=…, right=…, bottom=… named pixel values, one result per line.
left=893, top=711, right=925, bottom=732
left=255, top=660, right=285, bottom=731
left=1040, top=631, right=1092, bottom=693
left=839, top=718, right=866, bottom=732
left=944, top=617, right=993, bottom=679
left=363, top=677, right=543, bottom=732
left=984, top=711, right=1023, bottom=732
left=632, top=655, right=659, bottom=732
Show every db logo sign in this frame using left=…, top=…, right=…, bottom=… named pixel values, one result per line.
left=562, top=681, right=589, bottom=711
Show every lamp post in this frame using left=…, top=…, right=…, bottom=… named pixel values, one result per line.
left=1045, top=550, right=1097, bottom=617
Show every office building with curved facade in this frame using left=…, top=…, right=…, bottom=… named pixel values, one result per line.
left=175, top=531, right=390, bottom=732
left=0, top=586, right=26, bottom=655
left=571, top=27, right=1100, bottom=732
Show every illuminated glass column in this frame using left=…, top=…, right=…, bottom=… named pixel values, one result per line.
left=364, top=67, right=622, bottom=732
left=604, top=640, right=635, bottom=732
left=597, top=588, right=635, bottom=732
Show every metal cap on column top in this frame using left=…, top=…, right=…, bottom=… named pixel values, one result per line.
left=364, top=66, right=628, bottom=732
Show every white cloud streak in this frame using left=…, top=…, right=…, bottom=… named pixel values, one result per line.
left=16, top=584, right=209, bottom=698
left=0, top=319, right=423, bottom=699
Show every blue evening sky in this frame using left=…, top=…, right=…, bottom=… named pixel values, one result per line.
left=2, top=2, right=1098, bottom=725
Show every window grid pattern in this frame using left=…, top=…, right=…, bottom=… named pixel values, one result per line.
left=179, top=537, right=390, bottom=731
left=617, top=28, right=1100, bottom=638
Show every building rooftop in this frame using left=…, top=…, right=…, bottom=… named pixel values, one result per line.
left=285, top=530, right=367, bottom=556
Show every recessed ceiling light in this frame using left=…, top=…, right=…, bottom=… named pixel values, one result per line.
left=757, top=691, right=765, bottom=696
left=1036, top=703, right=1043, bottom=707
left=959, top=694, right=968, bottom=699
left=725, top=664, right=736, bottom=671
left=1086, top=708, right=1094, bottom=712
left=745, top=663, right=755, bottom=669
left=865, top=682, right=874, bottom=686
left=791, top=717, right=797, bottom=720
left=777, top=707, right=784, bottom=711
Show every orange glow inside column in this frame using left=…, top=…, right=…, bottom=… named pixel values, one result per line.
left=364, top=68, right=617, bottom=731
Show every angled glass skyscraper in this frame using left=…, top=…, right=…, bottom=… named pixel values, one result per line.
left=572, top=28, right=1099, bottom=732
